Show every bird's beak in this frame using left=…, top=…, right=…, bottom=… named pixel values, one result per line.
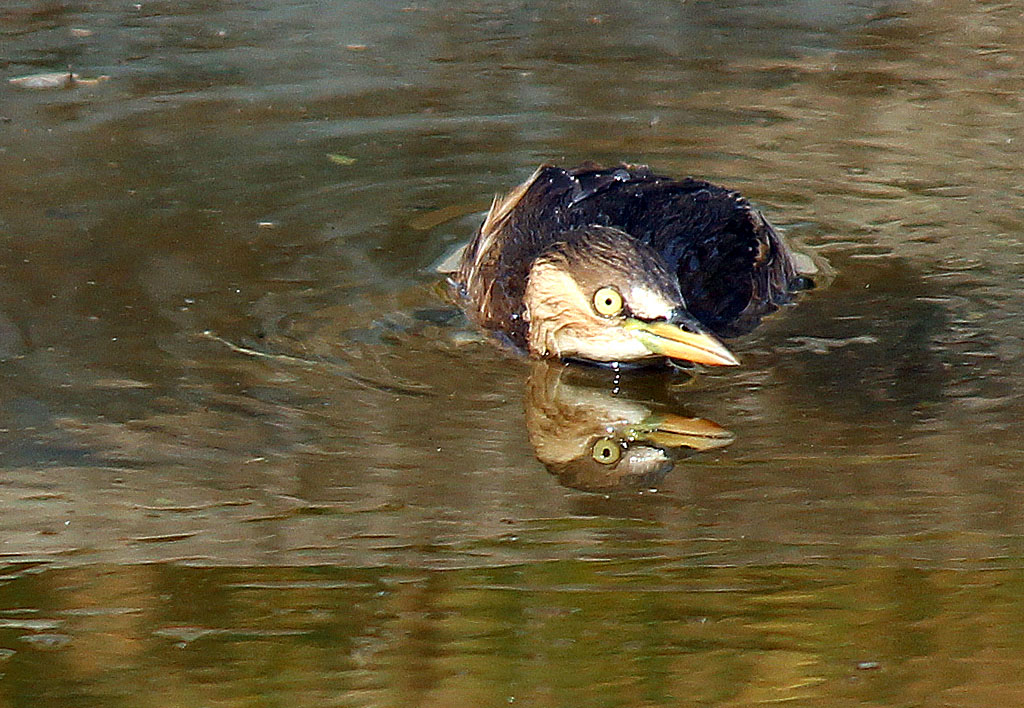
left=624, top=311, right=739, bottom=367
left=631, top=413, right=735, bottom=451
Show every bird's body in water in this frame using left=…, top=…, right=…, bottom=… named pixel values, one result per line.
left=452, top=163, right=809, bottom=367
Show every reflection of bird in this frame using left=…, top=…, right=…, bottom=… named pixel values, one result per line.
left=452, top=163, right=808, bottom=367
left=524, top=361, right=733, bottom=491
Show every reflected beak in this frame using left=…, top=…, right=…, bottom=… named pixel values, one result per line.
left=632, top=413, right=735, bottom=451
left=624, top=312, right=739, bottom=367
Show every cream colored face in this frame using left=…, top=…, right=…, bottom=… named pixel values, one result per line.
left=522, top=253, right=740, bottom=367
left=523, top=261, right=678, bottom=362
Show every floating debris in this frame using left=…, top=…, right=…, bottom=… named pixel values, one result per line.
left=8, top=70, right=110, bottom=89
left=70, top=28, right=94, bottom=37
left=326, top=153, right=357, bottom=166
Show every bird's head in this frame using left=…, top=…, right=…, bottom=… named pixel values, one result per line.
left=525, top=360, right=735, bottom=491
left=522, top=226, right=739, bottom=366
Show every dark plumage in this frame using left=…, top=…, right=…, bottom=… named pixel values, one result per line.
left=452, top=163, right=808, bottom=366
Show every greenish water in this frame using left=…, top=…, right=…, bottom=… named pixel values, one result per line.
left=3, top=561, right=1024, bottom=706
left=2, top=0, right=1024, bottom=705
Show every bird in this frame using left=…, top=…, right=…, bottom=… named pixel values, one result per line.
left=451, top=163, right=809, bottom=367
left=524, top=360, right=733, bottom=491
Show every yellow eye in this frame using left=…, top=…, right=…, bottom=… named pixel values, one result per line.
left=593, top=286, right=623, bottom=317
left=591, top=438, right=622, bottom=465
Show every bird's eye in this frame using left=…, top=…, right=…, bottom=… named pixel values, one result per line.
left=593, top=286, right=623, bottom=317
left=591, top=438, right=622, bottom=465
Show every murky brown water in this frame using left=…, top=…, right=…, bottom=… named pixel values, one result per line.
left=2, top=0, right=1024, bottom=705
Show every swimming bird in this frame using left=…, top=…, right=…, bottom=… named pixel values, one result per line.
left=452, top=163, right=808, bottom=367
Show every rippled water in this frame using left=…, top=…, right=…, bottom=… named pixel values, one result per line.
left=2, top=1, right=1024, bottom=705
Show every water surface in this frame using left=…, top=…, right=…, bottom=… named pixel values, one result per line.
left=2, top=1, right=1024, bottom=705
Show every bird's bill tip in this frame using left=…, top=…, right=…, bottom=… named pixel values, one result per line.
left=624, top=318, right=740, bottom=367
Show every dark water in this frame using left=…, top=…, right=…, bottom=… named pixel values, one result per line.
left=2, top=1, right=1024, bottom=705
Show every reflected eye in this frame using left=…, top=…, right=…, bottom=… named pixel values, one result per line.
left=591, top=438, right=622, bottom=465
left=593, top=286, right=623, bottom=317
